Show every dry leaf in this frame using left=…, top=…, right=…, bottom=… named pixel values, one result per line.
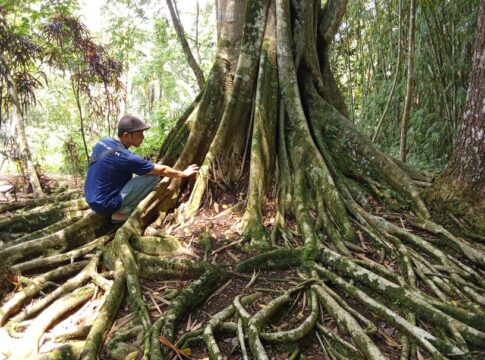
left=191, top=322, right=202, bottom=331
left=124, top=351, right=139, bottom=360
left=181, top=348, right=192, bottom=356
left=185, top=314, right=192, bottom=331
left=378, top=329, right=400, bottom=348
left=416, top=349, right=425, bottom=360
left=159, top=334, right=192, bottom=358
left=357, top=230, right=364, bottom=242
left=214, top=202, right=220, bottom=213
left=222, top=204, right=228, bottom=209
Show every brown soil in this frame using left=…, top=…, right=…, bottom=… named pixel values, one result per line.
left=0, top=182, right=409, bottom=360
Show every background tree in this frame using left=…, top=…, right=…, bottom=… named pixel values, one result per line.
left=43, top=15, right=124, bottom=166
left=430, top=0, right=485, bottom=231
left=166, top=0, right=205, bottom=90
left=0, top=10, right=44, bottom=196
left=0, top=0, right=79, bottom=196
left=398, top=0, right=415, bottom=162
left=334, top=0, right=479, bottom=169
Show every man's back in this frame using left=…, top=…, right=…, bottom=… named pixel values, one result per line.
left=84, top=137, right=154, bottom=213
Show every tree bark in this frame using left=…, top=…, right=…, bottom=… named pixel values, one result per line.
left=442, top=0, right=485, bottom=204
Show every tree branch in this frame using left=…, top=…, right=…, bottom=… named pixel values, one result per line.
left=319, top=0, right=348, bottom=45
left=166, top=0, right=205, bottom=90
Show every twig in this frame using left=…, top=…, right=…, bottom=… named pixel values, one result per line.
left=212, top=239, right=243, bottom=255
left=149, top=292, right=163, bottom=315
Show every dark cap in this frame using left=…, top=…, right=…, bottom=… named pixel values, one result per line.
left=117, top=115, right=151, bottom=135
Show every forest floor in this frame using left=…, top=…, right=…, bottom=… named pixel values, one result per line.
left=0, top=178, right=417, bottom=359
left=0, top=173, right=83, bottom=203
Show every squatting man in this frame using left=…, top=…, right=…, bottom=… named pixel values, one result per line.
left=84, top=115, right=199, bottom=222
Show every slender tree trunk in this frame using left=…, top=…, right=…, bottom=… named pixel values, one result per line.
left=166, top=0, right=205, bottom=90
left=195, top=0, right=202, bottom=64
left=399, top=0, right=416, bottom=162
left=5, top=71, right=43, bottom=197
left=345, top=26, right=355, bottom=123
left=442, top=0, right=485, bottom=204
left=71, top=79, right=90, bottom=168
left=372, top=0, right=402, bottom=143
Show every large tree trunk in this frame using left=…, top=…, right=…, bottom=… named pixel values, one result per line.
left=442, top=0, right=485, bottom=204
left=428, top=1, right=485, bottom=233
left=1, top=1, right=484, bottom=359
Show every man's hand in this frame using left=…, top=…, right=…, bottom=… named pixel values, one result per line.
left=182, top=164, right=199, bottom=177
left=149, top=163, right=199, bottom=178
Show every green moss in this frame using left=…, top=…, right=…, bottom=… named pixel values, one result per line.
left=236, top=248, right=304, bottom=272
left=216, top=38, right=231, bottom=48
left=130, top=235, right=181, bottom=255
left=135, top=252, right=212, bottom=280
left=425, top=179, right=485, bottom=235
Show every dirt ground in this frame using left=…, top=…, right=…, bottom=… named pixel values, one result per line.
left=0, top=177, right=409, bottom=359
left=0, top=173, right=82, bottom=202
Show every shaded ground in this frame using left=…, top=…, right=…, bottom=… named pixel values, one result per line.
left=2, top=179, right=481, bottom=359
left=0, top=173, right=80, bottom=203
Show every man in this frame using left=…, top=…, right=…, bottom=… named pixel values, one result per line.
left=84, top=115, right=198, bottom=222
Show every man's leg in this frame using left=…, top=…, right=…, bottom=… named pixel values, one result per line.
left=112, top=175, right=158, bottom=220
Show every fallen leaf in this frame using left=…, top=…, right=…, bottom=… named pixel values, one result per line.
left=124, top=351, right=139, bottom=360
left=159, top=334, right=192, bottom=358
left=378, top=329, right=400, bottom=348
left=191, top=322, right=202, bottom=331
left=416, top=349, right=425, bottom=360
left=181, top=348, right=192, bottom=356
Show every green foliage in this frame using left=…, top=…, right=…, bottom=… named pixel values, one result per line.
left=1, top=0, right=217, bottom=176
left=332, top=0, right=479, bottom=171
left=61, top=134, right=87, bottom=176
left=101, top=0, right=215, bottom=145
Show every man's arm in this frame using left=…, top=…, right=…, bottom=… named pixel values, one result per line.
left=148, top=164, right=199, bottom=178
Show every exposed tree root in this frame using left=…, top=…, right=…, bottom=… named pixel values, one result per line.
left=0, top=198, right=88, bottom=233
left=0, top=190, right=82, bottom=215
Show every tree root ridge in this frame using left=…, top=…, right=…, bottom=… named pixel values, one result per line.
left=235, top=248, right=304, bottom=272
left=0, top=212, right=113, bottom=266
left=0, top=198, right=89, bottom=233
left=134, top=252, right=212, bottom=280
left=30, top=341, right=85, bottom=360
left=155, top=266, right=230, bottom=358
left=79, top=265, right=126, bottom=360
